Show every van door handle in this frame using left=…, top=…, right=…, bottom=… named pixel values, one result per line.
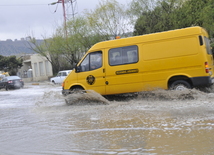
left=105, top=81, right=109, bottom=85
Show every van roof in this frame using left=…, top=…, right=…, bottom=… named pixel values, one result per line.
left=89, top=26, right=208, bottom=52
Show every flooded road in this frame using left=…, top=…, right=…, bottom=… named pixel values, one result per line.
left=0, top=82, right=214, bottom=155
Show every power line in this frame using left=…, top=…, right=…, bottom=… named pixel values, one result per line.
left=0, top=4, right=49, bottom=7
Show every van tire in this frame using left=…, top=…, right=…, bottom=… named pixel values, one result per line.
left=70, top=87, right=84, bottom=94
left=170, top=80, right=191, bottom=90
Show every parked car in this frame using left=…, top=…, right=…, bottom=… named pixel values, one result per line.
left=50, top=70, right=72, bottom=84
left=0, top=76, right=24, bottom=90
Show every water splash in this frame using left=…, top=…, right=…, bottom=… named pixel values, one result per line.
left=137, top=89, right=204, bottom=101
left=35, top=91, right=65, bottom=107
left=65, top=90, right=110, bottom=106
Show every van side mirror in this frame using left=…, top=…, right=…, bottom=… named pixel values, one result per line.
left=75, top=66, right=81, bottom=73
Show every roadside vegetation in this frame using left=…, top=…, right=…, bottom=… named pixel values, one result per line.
left=0, top=55, right=23, bottom=75
left=29, top=0, right=214, bottom=75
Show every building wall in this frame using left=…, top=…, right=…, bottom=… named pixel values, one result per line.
left=31, top=54, right=53, bottom=81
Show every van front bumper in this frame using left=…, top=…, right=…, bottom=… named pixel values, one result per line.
left=191, top=76, right=214, bottom=87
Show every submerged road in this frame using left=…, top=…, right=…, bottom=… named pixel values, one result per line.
left=0, top=82, right=214, bottom=154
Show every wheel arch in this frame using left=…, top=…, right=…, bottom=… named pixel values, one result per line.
left=69, top=85, right=85, bottom=91
left=168, top=75, right=193, bottom=89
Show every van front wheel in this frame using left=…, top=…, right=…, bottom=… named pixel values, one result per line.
left=70, top=87, right=85, bottom=94
left=170, top=80, right=191, bottom=91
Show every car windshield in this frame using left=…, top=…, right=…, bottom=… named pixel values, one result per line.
left=7, top=76, right=21, bottom=80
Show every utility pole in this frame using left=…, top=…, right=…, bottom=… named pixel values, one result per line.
left=62, top=0, right=67, bottom=37
left=50, top=0, right=78, bottom=37
left=62, top=0, right=66, bottom=31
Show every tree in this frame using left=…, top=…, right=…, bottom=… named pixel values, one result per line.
left=128, top=0, right=158, bottom=18
left=28, top=38, right=62, bottom=75
left=196, top=0, right=214, bottom=38
left=29, top=16, right=94, bottom=75
left=84, top=0, right=132, bottom=39
left=0, top=55, right=6, bottom=70
left=66, top=16, right=102, bottom=50
left=176, top=0, right=208, bottom=27
left=133, top=0, right=184, bottom=35
left=175, top=0, right=214, bottom=48
left=133, top=0, right=214, bottom=38
left=29, top=0, right=133, bottom=75
left=0, top=55, right=23, bottom=75
left=47, top=15, right=104, bottom=74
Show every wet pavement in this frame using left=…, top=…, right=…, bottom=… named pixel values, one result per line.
left=0, top=82, right=214, bottom=155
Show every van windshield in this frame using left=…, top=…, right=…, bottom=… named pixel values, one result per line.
left=204, top=37, right=212, bottom=55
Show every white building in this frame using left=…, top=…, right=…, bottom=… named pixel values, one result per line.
left=18, top=54, right=53, bottom=82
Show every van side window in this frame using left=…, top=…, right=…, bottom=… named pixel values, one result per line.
left=79, top=51, right=102, bottom=72
left=109, top=45, right=138, bottom=66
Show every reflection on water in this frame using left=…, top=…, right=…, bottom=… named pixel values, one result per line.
left=0, top=85, right=214, bottom=155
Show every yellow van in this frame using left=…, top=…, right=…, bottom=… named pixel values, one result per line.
left=62, top=26, right=214, bottom=95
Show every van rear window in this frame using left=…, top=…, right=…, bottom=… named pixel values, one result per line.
left=109, top=45, right=138, bottom=66
left=204, top=37, right=212, bottom=55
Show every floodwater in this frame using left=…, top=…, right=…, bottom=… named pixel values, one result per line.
left=0, top=82, right=214, bottom=155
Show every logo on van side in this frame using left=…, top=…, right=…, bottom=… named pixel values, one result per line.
left=116, top=69, right=139, bottom=75
left=86, top=75, right=95, bottom=85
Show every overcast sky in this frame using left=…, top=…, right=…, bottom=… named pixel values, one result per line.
left=0, top=0, right=131, bottom=41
